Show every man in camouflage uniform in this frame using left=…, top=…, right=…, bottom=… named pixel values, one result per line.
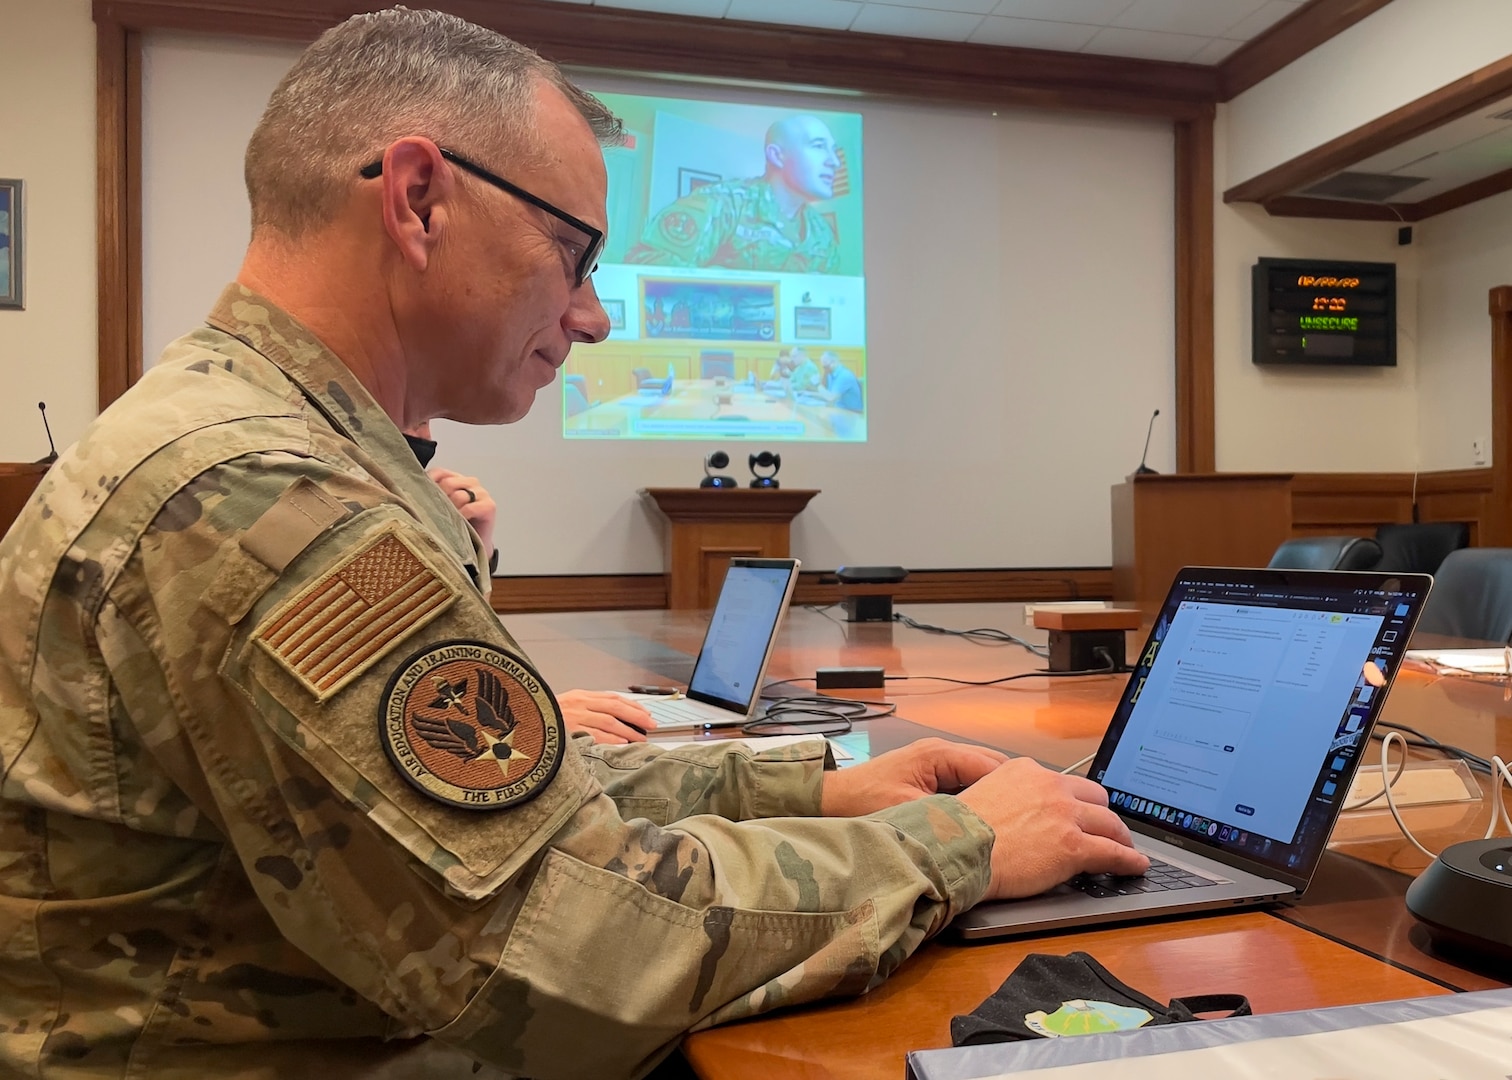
left=0, top=10, right=1145, bottom=1079
left=626, top=115, right=843, bottom=273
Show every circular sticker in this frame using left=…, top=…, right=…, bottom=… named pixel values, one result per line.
left=379, top=639, right=564, bottom=810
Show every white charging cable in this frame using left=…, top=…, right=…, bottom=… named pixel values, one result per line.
left=1061, top=752, right=1095, bottom=776
left=1373, top=730, right=1512, bottom=859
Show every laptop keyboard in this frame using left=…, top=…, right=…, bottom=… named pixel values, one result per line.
left=1067, top=857, right=1217, bottom=899
left=645, top=697, right=726, bottom=726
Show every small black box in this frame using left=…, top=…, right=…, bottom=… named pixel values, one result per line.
left=1046, top=629, right=1127, bottom=673
left=843, top=594, right=894, bottom=622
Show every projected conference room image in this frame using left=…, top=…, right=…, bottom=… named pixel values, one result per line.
left=563, top=91, right=867, bottom=442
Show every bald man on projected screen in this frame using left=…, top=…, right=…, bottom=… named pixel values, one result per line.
left=626, top=114, right=841, bottom=273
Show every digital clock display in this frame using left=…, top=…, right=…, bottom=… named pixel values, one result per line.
left=1252, top=258, right=1396, bottom=367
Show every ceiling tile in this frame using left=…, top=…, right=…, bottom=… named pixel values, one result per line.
left=867, top=0, right=1000, bottom=13
left=850, top=3, right=987, bottom=41
left=968, top=16, right=1100, bottom=50
left=1223, top=0, right=1303, bottom=41
left=1081, top=26, right=1209, bottom=62
left=594, top=0, right=732, bottom=17
left=1113, top=0, right=1267, bottom=39
left=990, top=0, right=1135, bottom=24
left=1188, top=37, right=1244, bottom=64
left=726, top=0, right=862, bottom=31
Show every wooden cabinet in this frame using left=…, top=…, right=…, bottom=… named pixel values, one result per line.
left=641, top=488, right=819, bottom=609
left=0, top=462, right=49, bottom=538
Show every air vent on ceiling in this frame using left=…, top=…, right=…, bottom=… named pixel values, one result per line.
left=1300, top=171, right=1429, bottom=202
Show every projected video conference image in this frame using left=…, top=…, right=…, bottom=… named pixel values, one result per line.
left=563, top=92, right=866, bottom=443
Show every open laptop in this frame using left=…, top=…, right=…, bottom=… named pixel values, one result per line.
left=953, top=565, right=1433, bottom=940
left=638, top=557, right=801, bottom=732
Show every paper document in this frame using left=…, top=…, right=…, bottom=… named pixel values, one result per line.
left=650, top=733, right=854, bottom=760
left=1404, top=647, right=1511, bottom=675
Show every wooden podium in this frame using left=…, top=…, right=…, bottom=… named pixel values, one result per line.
left=640, top=488, right=818, bottom=609
left=0, top=462, right=50, bottom=538
left=1111, top=473, right=1293, bottom=604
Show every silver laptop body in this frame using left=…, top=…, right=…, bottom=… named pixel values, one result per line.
left=643, top=557, right=801, bottom=732
left=954, top=565, right=1432, bottom=940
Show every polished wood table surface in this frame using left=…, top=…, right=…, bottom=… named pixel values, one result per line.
left=502, top=603, right=1511, bottom=1078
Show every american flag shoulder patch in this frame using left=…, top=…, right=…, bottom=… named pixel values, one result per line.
left=254, top=525, right=458, bottom=701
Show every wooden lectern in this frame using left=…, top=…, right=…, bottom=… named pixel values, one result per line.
left=640, top=488, right=818, bottom=609
left=1111, top=473, right=1293, bottom=604
left=0, top=462, right=49, bottom=538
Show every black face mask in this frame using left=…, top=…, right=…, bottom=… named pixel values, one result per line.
left=404, top=433, right=438, bottom=468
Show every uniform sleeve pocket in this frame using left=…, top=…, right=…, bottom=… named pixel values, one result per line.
left=430, top=847, right=879, bottom=1076
left=609, top=796, right=671, bottom=826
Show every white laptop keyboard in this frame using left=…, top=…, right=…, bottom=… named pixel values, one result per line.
left=644, top=696, right=738, bottom=728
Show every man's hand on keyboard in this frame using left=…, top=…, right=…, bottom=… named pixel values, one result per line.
left=954, top=759, right=1150, bottom=899
left=819, top=737, right=1008, bottom=817
left=557, top=689, right=658, bottom=744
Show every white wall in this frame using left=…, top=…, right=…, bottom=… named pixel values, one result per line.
left=0, top=0, right=96, bottom=463
left=1226, top=0, right=1512, bottom=188
left=1216, top=1, right=1512, bottom=474
left=141, top=36, right=1178, bottom=575
left=1212, top=106, right=1420, bottom=473
left=1414, top=188, right=1512, bottom=471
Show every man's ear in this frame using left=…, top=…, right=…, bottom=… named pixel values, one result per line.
left=764, top=142, right=785, bottom=173
left=379, top=137, right=453, bottom=272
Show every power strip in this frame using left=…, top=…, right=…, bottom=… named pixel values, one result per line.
left=815, top=666, right=886, bottom=690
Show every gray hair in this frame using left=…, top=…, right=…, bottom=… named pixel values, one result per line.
left=245, top=7, right=621, bottom=236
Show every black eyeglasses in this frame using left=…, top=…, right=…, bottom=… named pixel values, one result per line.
left=360, top=147, right=604, bottom=287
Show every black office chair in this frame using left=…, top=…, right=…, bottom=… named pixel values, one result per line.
left=1415, top=548, right=1512, bottom=642
left=1373, top=521, right=1470, bottom=575
left=1267, top=536, right=1382, bottom=571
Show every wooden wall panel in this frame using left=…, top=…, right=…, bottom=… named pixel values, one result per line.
left=1174, top=108, right=1216, bottom=472
left=1290, top=469, right=1496, bottom=541
left=95, top=20, right=142, bottom=410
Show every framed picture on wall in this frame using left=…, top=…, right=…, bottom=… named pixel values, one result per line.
left=0, top=179, right=22, bottom=310
left=794, top=305, right=831, bottom=340
left=604, top=298, right=626, bottom=331
left=677, top=167, right=720, bottom=197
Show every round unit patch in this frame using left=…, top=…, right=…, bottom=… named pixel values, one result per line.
left=660, top=210, right=699, bottom=244
left=380, top=639, right=564, bottom=810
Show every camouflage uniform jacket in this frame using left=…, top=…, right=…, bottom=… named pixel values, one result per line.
left=624, top=178, right=839, bottom=273
left=0, top=284, right=993, bottom=1079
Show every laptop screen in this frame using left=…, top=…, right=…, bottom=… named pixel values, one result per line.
left=1091, top=568, right=1431, bottom=885
left=687, top=560, right=798, bottom=712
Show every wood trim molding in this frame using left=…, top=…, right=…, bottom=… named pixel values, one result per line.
left=1175, top=108, right=1216, bottom=473
left=1217, top=0, right=1396, bottom=102
left=1225, top=51, right=1512, bottom=208
left=1487, top=285, right=1512, bottom=547
left=1255, top=196, right=1405, bottom=221
left=489, top=567, right=1115, bottom=614
left=92, top=0, right=1218, bottom=119
left=1258, top=164, right=1512, bottom=223
left=1289, top=466, right=1498, bottom=544
left=96, top=20, right=141, bottom=410
left=1408, top=164, right=1512, bottom=222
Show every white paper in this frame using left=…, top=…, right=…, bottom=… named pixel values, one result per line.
left=977, top=1004, right=1512, bottom=1079
left=649, top=733, right=853, bottom=760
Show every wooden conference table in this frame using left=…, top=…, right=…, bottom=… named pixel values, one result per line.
left=502, top=602, right=1511, bottom=1079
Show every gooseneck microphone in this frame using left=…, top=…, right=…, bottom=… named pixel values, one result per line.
left=1134, top=408, right=1160, bottom=476
left=37, top=401, right=58, bottom=465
